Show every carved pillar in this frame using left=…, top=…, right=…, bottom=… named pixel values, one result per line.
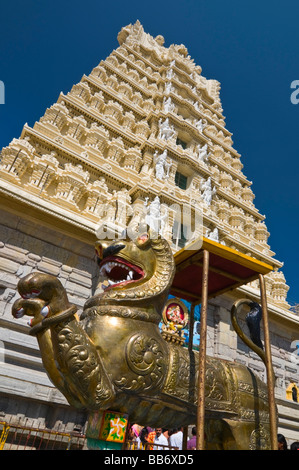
left=25, top=151, right=59, bottom=194
left=40, top=102, right=70, bottom=131
left=0, top=137, right=35, bottom=184
left=90, top=91, right=105, bottom=113
left=123, top=148, right=142, bottom=172
left=107, top=138, right=125, bottom=163
left=168, top=159, right=178, bottom=185
left=52, top=163, right=90, bottom=209
left=85, top=123, right=109, bottom=153
left=140, top=150, right=153, bottom=174
left=66, top=115, right=88, bottom=143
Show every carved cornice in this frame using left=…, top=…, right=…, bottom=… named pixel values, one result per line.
left=86, top=74, right=147, bottom=119
left=216, top=187, right=265, bottom=221
left=58, top=93, right=142, bottom=147
left=20, top=125, right=132, bottom=189
left=114, top=49, right=159, bottom=85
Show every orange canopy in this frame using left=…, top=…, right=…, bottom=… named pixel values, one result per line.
left=170, top=237, right=273, bottom=303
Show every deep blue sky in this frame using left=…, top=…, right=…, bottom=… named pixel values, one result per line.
left=0, top=0, right=298, bottom=305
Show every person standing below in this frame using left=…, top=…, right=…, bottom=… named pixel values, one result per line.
left=290, top=441, right=299, bottom=450
left=136, top=427, right=149, bottom=450
left=187, top=427, right=197, bottom=450
left=153, top=427, right=169, bottom=450
left=163, top=428, right=170, bottom=441
left=169, top=426, right=183, bottom=450
left=277, top=434, right=288, bottom=450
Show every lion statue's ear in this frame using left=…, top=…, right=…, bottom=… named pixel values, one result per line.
left=135, top=227, right=164, bottom=247
left=127, top=220, right=162, bottom=246
left=135, top=232, right=151, bottom=248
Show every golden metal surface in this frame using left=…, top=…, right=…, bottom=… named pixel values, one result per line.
left=231, top=296, right=278, bottom=450
left=11, top=230, right=274, bottom=450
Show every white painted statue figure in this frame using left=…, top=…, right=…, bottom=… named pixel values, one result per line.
left=154, top=149, right=172, bottom=180
left=197, top=143, right=209, bottom=163
left=158, top=118, right=176, bottom=141
left=207, top=227, right=219, bottom=242
left=201, top=177, right=216, bottom=206
left=144, top=196, right=168, bottom=236
left=163, top=96, right=174, bottom=113
left=166, top=68, right=174, bottom=80
left=165, top=82, right=174, bottom=95
left=196, top=118, right=206, bottom=132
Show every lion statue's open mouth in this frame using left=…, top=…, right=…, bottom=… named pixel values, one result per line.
left=98, top=256, right=144, bottom=289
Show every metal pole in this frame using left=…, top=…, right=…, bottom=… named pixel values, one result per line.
left=259, top=274, right=278, bottom=450
left=196, top=250, right=209, bottom=450
left=188, top=303, right=195, bottom=354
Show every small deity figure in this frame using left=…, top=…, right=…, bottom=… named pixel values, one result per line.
left=115, top=188, right=132, bottom=227
left=163, top=96, right=174, bottom=113
left=80, top=150, right=89, bottom=159
left=201, top=177, right=216, bottom=206
left=161, top=299, right=188, bottom=343
left=158, top=118, right=176, bottom=141
left=166, top=68, right=174, bottom=80
left=167, top=305, right=184, bottom=325
left=154, top=149, right=172, bottom=180
left=207, top=227, right=219, bottom=242
left=165, top=82, right=174, bottom=95
left=144, top=196, right=168, bottom=236
left=197, top=143, right=209, bottom=163
left=195, top=118, right=206, bottom=132
left=194, top=101, right=204, bottom=112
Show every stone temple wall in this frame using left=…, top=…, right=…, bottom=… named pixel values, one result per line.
left=0, top=208, right=96, bottom=430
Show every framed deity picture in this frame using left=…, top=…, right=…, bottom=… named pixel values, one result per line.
left=160, top=297, right=200, bottom=350
left=162, top=298, right=189, bottom=330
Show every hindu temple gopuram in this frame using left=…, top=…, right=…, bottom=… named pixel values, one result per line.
left=0, top=21, right=299, bottom=450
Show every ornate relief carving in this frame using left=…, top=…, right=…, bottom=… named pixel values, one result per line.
left=249, top=425, right=271, bottom=450
left=118, top=334, right=166, bottom=392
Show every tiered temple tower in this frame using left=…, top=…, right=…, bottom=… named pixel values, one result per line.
left=0, top=21, right=298, bottom=444
left=0, top=21, right=289, bottom=308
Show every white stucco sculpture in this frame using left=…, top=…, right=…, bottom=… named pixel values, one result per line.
left=154, top=149, right=172, bottom=180
left=201, top=177, right=216, bottom=206
left=158, top=118, right=176, bottom=141
left=144, top=195, right=168, bottom=236
left=197, top=143, right=209, bottom=163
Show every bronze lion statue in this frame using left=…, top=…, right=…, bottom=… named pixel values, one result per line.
left=12, top=229, right=272, bottom=449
